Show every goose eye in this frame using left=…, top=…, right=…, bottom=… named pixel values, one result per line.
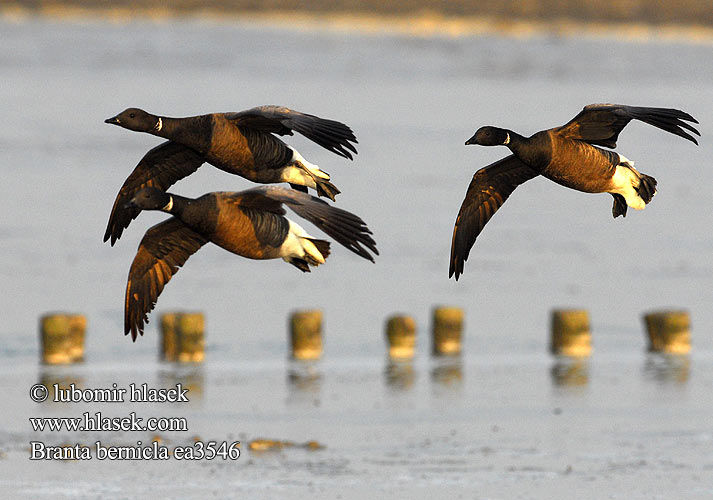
left=129, top=113, right=136, bottom=119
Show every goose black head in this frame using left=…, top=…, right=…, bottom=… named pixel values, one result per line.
left=465, top=126, right=510, bottom=147
left=105, top=108, right=160, bottom=132
left=128, top=187, right=172, bottom=211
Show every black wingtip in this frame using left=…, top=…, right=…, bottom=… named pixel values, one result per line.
left=125, top=322, right=141, bottom=342
left=449, top=266, right=461, bottom=281
left=630, top=107, right=701, bottom=145
left=103, top=228, right=120, bottom=246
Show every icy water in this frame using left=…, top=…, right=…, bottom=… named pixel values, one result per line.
left=1, top=15, right=713, bottom=499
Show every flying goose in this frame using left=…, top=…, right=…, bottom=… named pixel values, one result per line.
left=450, top=103, right=700, bottom=280
left=124, top=186, right=377, bottom=340
left=104, top=106, right=358, bottom=245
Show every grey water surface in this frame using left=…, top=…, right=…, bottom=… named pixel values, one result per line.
left=1, top=16, right=712, bottom=499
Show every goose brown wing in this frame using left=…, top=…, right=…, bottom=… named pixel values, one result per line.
left=125, top=218, right=207, bottom=341
left=225, top=106, right=358, bottom=160
left=555, top=103, right=700, bottom=148
left=449, top=155, right=538, bottom=281
left=217, top=191, right=290, bottom=248
left=104, top=141, right=204, bottom=245
left=225, top=186, right=378, bottom=261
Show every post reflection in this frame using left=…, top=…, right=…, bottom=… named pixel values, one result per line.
left=550, top=357, right=589, bottom=388
left=158, top=365, right=205, bottom=403
left=38, top=368, right=86, bottom=404
left=643, top=353, right=690, bottom=384
left=430, top=356, right=463, bottom=389
left=384, top=358, right=416, bottom=391
left=286, top=360, right=322, bottom=405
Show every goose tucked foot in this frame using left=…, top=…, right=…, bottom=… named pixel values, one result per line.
left=611, top=193, right=628, bottom=218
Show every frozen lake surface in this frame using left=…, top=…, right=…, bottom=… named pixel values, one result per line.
left=1, top=15, right=712, bottom=499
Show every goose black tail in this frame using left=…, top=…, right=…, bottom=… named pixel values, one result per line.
left=306, top=238, right=331, bottom=263
left=314, top=177, right=341, bottom=201
left=636, top=174, right=657, bottom=204
left=298, top=168, right=341, bottom=201
left=288, top=239, right=331, bottom=272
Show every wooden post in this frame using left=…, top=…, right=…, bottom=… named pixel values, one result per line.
left=160, top=312, right=205, bottom=363
left=39, top=314, right=86, bottom=364
left=550, top=309, right=592, bottom=357
left=160, top=314, right=178, bottom=362
left=290, top=310, right=323, bottom=360
left=385, top=315, right=416, bottom=359
left=643, top=310, right=690, bottom=354
left=432, top=306, right=463, bottom=356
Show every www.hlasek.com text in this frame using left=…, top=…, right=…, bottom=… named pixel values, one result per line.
left=30, top=411, right=187, bottom=432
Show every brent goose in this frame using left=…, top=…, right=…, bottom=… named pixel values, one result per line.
left=450, top=104, right=700, bottom=280
left=123, top=186, right=378, bottom=340
left=104, top=105, right=358, bottom=245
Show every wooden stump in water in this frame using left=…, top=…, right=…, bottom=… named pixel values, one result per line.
left=290, top=310, right=323, bottom=360
left=39, top=313, right=86, bottom=364
left=550, top=309, right=592, bottom=357
left=160, top=312, right=205, bottom=363
left=432, top=306, right=463, bottom=356
left=385, top=315, right=416, bottom=359
left=643, top=310, right=690, bottom=354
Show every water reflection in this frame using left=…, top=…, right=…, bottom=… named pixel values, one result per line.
left=430, top=356, right=463, bottom=389
left=643, top=353, right=690, bottom=384
left=550, top=357, right=589, bottom=388
left=157, top=365, right=205, bottom=403
left=286, top=360, right=322, bottom=403
left=384, top=358, right=416, bottom=391
left=38, top=367, right=86, bottom=404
